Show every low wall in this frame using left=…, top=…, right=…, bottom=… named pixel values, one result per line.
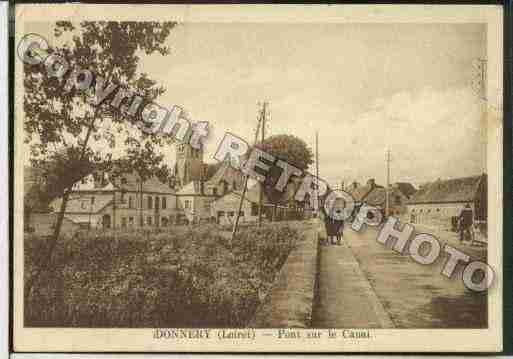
left=249, top=221, right=319, bottom=328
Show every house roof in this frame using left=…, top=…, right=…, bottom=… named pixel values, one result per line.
left=176, top=180, right=204, bottom=196
left=348, top=183, right=383, bottom=202
left=57, top=194, right=113, bottom=214
left=110, top=173, right=175, bottom=193
left=222, top=181, right=292, bottom=207
left=348, top=182, right=416, bottom=207
left=393, top=182, right=417, bottom=198
left=406, top=175, right=485, bottom=204
left=347, top=181, right=410, bottom=208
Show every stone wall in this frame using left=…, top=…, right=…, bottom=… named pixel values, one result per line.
left=249, top=221, right=319, bottom=328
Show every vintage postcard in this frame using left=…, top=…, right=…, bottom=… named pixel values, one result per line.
left=13, top=4, right=503, bottom=353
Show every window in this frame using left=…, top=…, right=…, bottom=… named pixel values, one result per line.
left=129, top=217, right=134, bottom=225
left=81, top=201, right=87, bottom=209
left=184, top=200, right=190, bottom=209
left=162, top=196, right=167, bottom=209
left=128, top=196, right=133, bottom=209
left=251, top=203, right=259, bottom=216
left=155, top=196, right=160, bottom=209
left=232, top=181, right=237, bottom=190
left=228, top=211, right=235, bottom=217
left=213, top=188, right=218, bottom=196
left=394, top=195, right=401, bottom=205
left=239, top=211, right=244, bottom=217
left=218, top=211, right=225, bottom=217
left=204, top=200, right=211, bottom=212
left=147, top=216, right=152, bottom=226
left=120, top=192, right=125, bottom=202
left=121, top=177, right=128, bottom=185
left=121, top=217, right=127, bottom=228
left=436, top=208, right=440, bottom=212
left=148, top=196, right=153, bottom=209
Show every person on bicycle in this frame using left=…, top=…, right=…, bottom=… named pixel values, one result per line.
left=458, top=203, right=473, bottom=243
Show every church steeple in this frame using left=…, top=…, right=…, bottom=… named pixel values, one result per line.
left=175, top=143, right=204, bottom=188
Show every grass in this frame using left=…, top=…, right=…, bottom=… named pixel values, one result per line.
left=24, top=223, right=303, bottom=327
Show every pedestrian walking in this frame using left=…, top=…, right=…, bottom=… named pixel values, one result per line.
left=322, top=202, right=345, bottom=246
left=458, top=203, right=473, bottom=243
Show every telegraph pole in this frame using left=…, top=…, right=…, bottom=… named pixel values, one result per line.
left=232, top=103, right=264, bottom=239
left=385, top=149, right=391, bottom=217
left=258, top=102, right=267, bottom=226
left=315, top=131, right=319, bottom=216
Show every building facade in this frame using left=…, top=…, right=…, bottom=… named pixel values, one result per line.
left=50, top=172, right=180, bottom=229
left=348, top=179, right=416, bottom=216
left=405, top=174, right=487, bottom=231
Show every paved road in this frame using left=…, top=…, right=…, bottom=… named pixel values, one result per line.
left=312, top=222, right=487, bottom=328
left=312, top=221, right=394, bottom=328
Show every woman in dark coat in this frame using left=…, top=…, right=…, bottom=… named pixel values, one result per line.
left=322, top=204, right=344, bottom=245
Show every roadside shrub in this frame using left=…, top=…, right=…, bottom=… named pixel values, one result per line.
left=25, top=223, right=302, bottom=327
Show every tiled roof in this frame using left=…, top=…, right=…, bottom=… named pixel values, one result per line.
left=406, top=175, right=485, bottom=204
left=53, top=194, right=113, bottom=214
left=348, top=183, right=383, bottom=202
left=111, top=173, right=175, bottom=193
left=393, top=182, right=417, bottom=198
left=176, top=180, right=204, bottom=196
left=347, top=181, right=410, bottom=207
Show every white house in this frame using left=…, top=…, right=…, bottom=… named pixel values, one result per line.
left=50, top=172, right=180, bottom=229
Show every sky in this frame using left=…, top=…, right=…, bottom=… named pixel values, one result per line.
left=22, top=22, right=487, bottom=188
left=141, top=22, right=487, bottom=187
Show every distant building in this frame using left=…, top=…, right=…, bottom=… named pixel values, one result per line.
left=405, top=174, right=487, bottom=230
left=50, top=172, right=180, bottom=229
left=348, top=178, right=416, bottom=215
left=174, top=143, right=205, bottom=188
left=175, top=159, right=246, bottom=223
left=212, top=177, right=308, bottom=225
left=211, top=187, right=261, bottom=226
left=175, top=180, right=217, bottom=224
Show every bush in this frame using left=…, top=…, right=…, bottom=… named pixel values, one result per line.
left=25, top=223, right=302, bottom=327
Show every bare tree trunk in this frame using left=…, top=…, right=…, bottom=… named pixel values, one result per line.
left=112, top=191, right=116, bottom=230
left=26, top=117, right=97, bottom=299
left=139, top=177, right=144, bottom=227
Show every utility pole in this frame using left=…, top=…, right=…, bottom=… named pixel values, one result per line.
left=88, top=196, right=94, bottom=230
left=315, top=131, right=319, bottom=216
left=232, top=103, right=264, bottom=240
left=385, top=149, right=391, bottom=217
left=258, top=102, right=267, bottom=226
left=472, top=58, right=487, bottom=101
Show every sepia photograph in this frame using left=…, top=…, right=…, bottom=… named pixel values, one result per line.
left=13, top=4, right=503, bottom=352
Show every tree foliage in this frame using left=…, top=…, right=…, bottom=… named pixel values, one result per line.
left=255, top=134, right=314, bottom=205
left=256, top=134, right=313, bottom=171
left=23, top=21, right=177, bottom=294
left=24, top=21, right=177, bottom=171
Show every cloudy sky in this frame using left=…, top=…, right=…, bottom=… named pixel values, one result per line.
left=141, top=22, right=486, bottom=187
left=22, top=21, right=487, bottom=187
